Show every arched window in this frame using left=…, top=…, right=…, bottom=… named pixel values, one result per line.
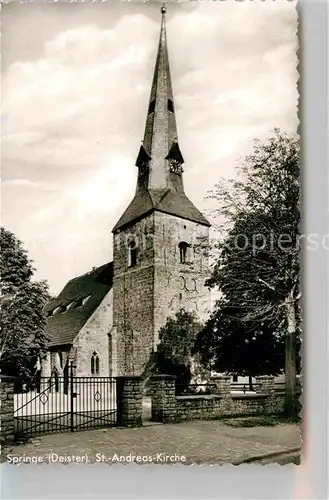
left=91, top=351, right=100, bottom=375
left=178, top=242, right=190, bottom=264
left=128, top=240, right=137, bottom=267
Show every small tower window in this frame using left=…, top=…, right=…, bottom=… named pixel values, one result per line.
left=82, top=295, right=91, bottom=306
left=128, top=241, right=137, bottom=267
left=167, top=99, right=174, bottom=113
left=91, top=351, right=100, bottom=375
left=148, top=100, right=155, bottom=114
left=178, top=242, right=190, bottom=264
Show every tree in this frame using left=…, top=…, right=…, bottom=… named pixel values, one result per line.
left=0, top=228, right=50, bottom=384
left=143, top=309, right=206, bottom=394
left=195, top=300, right=287, bottom=386
left=195, top=130, right=301, bottom=415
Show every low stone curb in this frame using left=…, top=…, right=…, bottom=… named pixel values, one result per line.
left=231, top=446, right=301, bottom=465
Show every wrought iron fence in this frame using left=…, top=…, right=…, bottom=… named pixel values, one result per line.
left=14, top=368, right=117, bottom=438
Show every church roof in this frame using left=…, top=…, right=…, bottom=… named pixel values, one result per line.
left=45, top=262, right=113, bottom=348
left=112, top=188, right=210, bottom=232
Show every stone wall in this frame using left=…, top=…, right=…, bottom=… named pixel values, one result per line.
left=113, top=214, right=155, bottom=376
left=230, top=394, right=269, bottom=416
left=175, top=395, right=223, bottom=421
left=151, top=375, right=287, bottom=423
left=112, top=211, right=210, bottom=376
left=175, top=393, right=284, bottom=421
left=0, top=376, right=15, bottom=447
left=153, top=212, right=210, bottom=347
left=73, top=290, right=112, bottom=377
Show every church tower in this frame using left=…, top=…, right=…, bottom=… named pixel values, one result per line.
left=112, top=6, right=211, bottom=376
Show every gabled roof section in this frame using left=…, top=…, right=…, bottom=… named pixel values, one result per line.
left=135, top=144, right=151, bottom=168
left=112, top=189, right=210, bottom=232
left=165, top=141, right=185, bottom=165
left=45, top=262, right=113, bottom=347
left=112, top=191, right=154, bottom=232
left=151, top=189, right=210, bottom=226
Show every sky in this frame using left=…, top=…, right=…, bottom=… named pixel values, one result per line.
left=1, top=1, right=298, bottom=296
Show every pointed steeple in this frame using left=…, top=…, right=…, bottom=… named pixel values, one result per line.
left=113, top=6, right=210, bottom=233
left=136, top=5, right=184, bottom=192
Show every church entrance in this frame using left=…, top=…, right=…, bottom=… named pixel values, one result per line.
left=14, top=366, right=117, bottom=438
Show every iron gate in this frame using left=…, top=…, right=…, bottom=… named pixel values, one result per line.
left=14, top=368, right=117, bottom=437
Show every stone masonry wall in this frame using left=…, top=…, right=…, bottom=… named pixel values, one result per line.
left=175, top=395, right=223, bottom=421
left=230, top=395, right=269, bottom=416
left=256, top=375, right=285, bottom=414
left=151, top=375, right=286, bottom=424
left=0, top=376, right=15, bottom=447
left=113, top=214, right=155, bottom=375
left=73, top=290, right=112, bottom=377
left=113, top=211, right=210, bottom=376
left=175, top=393, right=282, bottom=421
left=153, top=212, right=210, bottom=347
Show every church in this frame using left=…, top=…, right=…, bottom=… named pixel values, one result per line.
left=41, top=7, right=211, bottom=379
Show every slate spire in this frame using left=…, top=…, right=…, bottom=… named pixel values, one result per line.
left=135, top=5, right=185, bottom=192
left=113, top=6, right=210, bottom=232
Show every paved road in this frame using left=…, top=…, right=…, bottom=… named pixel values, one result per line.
left=4, top=420, right=301, bottom=466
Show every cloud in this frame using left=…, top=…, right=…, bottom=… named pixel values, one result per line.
left=32, top=153, right=135, bottom=224
left=2, top=2, right=298, bottom=294
left=2, top=178, right=40, bottom=188
left=2, top=14, right=158, bottom=173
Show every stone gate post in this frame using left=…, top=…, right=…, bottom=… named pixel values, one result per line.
left=116, top=376, right=143, bottom=427
left=210, top=375, right=232, bottom=413
left=150, top=375, right=177, bottom=423
left=0, top=375, right=16, bottom=448
left=255, top=375, right=276, bottom=413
